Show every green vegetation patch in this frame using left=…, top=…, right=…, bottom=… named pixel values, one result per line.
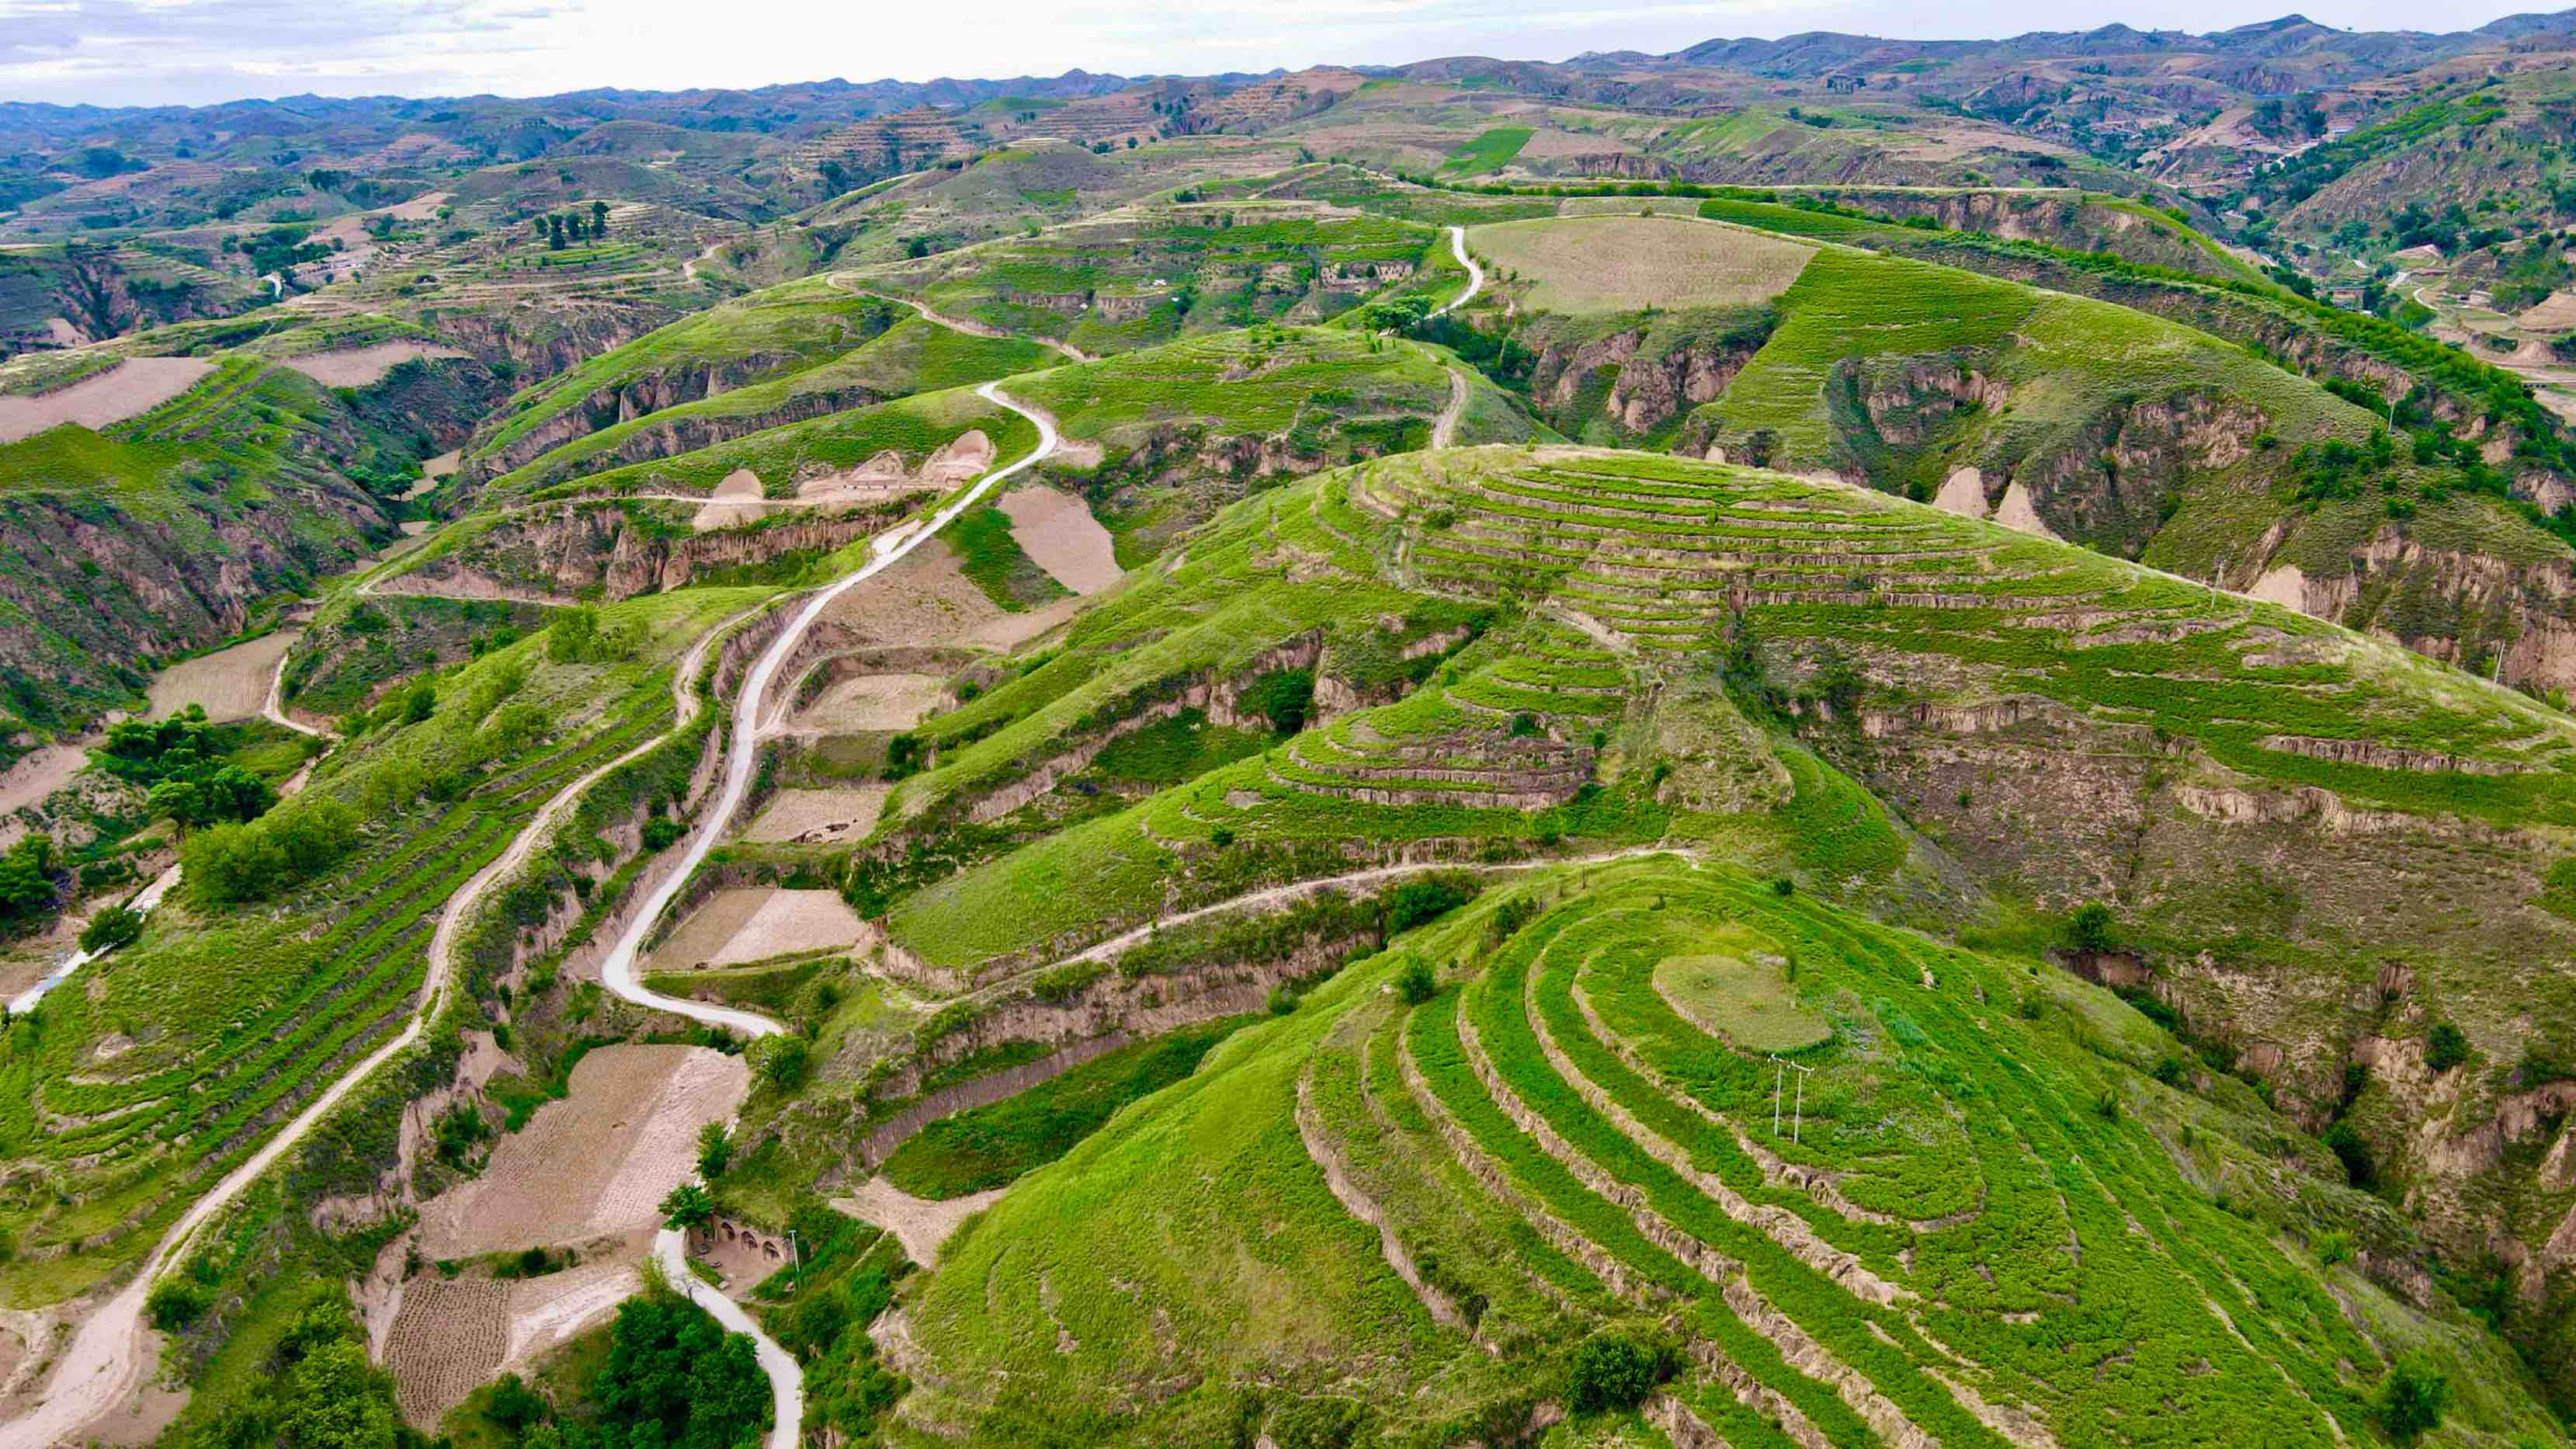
left=880, top=1015, right=1256, bottom=1198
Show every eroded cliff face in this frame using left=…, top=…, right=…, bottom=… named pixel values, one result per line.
left=399, top=501, right=890, bottom=603
left=2244, top=526, right=2576, bottom=694
left=1525, top=313, right=1776, bottom=443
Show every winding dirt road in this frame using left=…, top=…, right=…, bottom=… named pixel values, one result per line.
left=1429, top=224, right=1483, bottom=319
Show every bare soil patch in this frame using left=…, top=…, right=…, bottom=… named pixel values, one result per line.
left=997, top=485, right=1120, bottom=595
left=2522, top=291, right=2576, bottom=332
left=1467, top=214, right=1814, bottom=314
left=0, top=743, right=88, bottom=818
left=797, top=672, right=946, bottom=732
left=283, top=342, right=468, bottom=387
left=693, top=468, right=769, bottom=531
left=652, top=887, right=872, bottom=969
left=833, top=1179, right=1004, bottom=1269
left=647, top=888, right=769, bottom=972
left=958, top=592, right=1082, bottom=651
left=148, top=630, right=300, bottom=723
left=415, top=1045, right=748, bottom=1258
left=816, top=543, right=1003, bottom=646
left=710, top=889, right=870, bottom=967
left=0, top=357, right=214, bottom=443
left=745, top=786, right=889, bottom=845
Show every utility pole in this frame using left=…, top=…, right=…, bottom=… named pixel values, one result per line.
left=1770, top=1055, right=1814, bottom=1144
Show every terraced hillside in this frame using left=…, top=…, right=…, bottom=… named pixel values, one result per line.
left=459, top=279, right=1048, bottom=502
left=0, top=586, right=753, bottom=1306
left=398, top=384, right=1039, bottom=600
left=1421, top=212, right=2576, bottom=695
left=838, top=445, right=2576, bottom=1411
left=899, top=858, right=2558, bottom=1444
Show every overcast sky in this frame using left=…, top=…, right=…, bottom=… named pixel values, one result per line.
left=0, top=0, right=2556, bottom=109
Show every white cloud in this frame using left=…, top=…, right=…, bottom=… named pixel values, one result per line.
left=0, top=0, right=2552, bottom=108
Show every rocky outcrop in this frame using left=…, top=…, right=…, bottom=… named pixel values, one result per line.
left=1526, top=314, right=1776, bottom=440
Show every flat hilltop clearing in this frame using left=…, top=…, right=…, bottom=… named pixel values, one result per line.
left=900, top=860, right=2560, bottom=1444
left=1466, top=214, right=1817, bottom=314
left=0, top=586, right=764, bottom=1306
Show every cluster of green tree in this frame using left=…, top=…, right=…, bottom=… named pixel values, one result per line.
left=0, top=834, right=60, bottom=930
left=2245, top=89, right=2507, bottom=216
left=547, top=605, right=645, bottom=665
left=182, top=797, right=358, bottom=907
left=94, top=704, right=278, bottom=829
left=532, top=201, right=613, bottom=251
left=472, top=1291, right=769, bottom=1449
left=227, top=223, right=334, bottom=280
left=182, top=1301, right=420, bottom=1449
left=1404, top=311, right=1535, bottom=389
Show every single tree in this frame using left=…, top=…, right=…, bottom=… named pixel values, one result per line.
left=2374, top=1354, right=2451, bottom=1444
left=696, top=1121, right=732, bottom=1178
left=659, top=1181, right=714, bottom=1232
left=548, top=214, right=566, bottom=249
left=591, top=199, right=609, bottom=235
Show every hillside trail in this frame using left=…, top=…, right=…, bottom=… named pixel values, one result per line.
left=10, top=612, right=746, bottom=1448
left=925, top=846, right=1703, bottom=1032
left=824, top=274, right=1095, bottom=363
left=1432, top=368, right=1468, bottom=448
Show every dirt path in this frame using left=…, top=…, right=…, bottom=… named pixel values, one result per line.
left=6, top=608, right=746, bottom=1447
left=1429, top=224, right=1484, bottom=319
left=654, top=1228, right=803, bottom=1448
left=594, top=377, right=1059, bottom=1039
left=1432, top=367, right=1468, bottom=449
left=825, top=276, right=1094, bottom=363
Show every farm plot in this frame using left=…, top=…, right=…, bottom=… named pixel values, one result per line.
left=146, top=631, right=301, bottom=723
left=415, top=1045, right=748, bottom=1258
left=794, top=673, right=947, bottom=732
left=651, top=888, right=870, bottom=971
left=1466, top=214, right=1815, bottom=314
left=385, top=1274, right=510, bottom=1427
left=281, top=342, right=469, bottom=387
left=997, top=485, right=1121, bottom=595
left=744, top=785, right=889, bottom=844
left=0, top=357, right=214, bottom=443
